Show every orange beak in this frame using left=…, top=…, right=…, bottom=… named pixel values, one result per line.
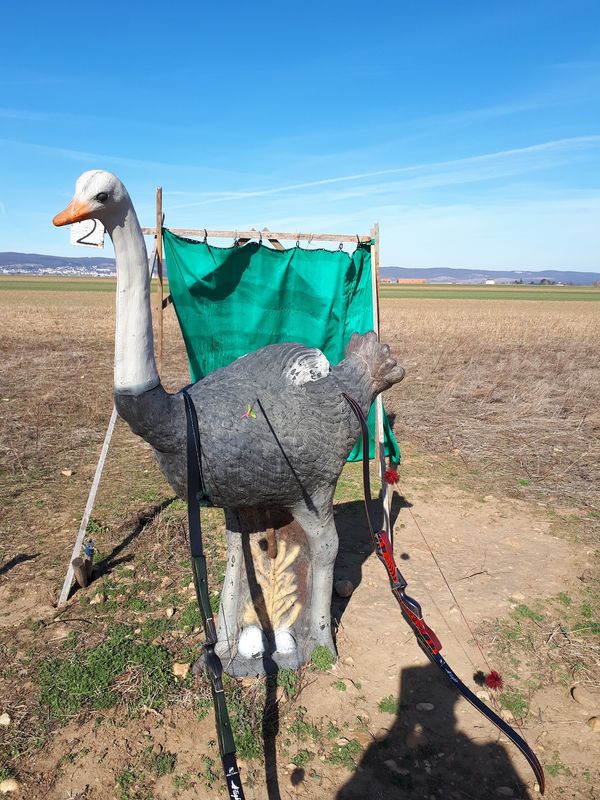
left=53, top=198, right=94, bottom=227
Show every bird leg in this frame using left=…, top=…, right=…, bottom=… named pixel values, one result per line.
left=215, top=508, right=245, bottom=665
left=292, top=491, right=338, bottom=657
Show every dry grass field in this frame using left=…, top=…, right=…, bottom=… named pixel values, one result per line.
left=381, top=297, right=600, bottom=509
left=0, top=277, right=599, bottom=800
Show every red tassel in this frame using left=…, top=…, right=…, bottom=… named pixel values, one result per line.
left=384, top=468, right=399, bottom=485
left=485, top=670, right=503, bottom=690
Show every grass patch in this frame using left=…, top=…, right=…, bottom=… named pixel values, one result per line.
left=326, top=721, right=340, bottom=739
left=200, top=755, right=219, bottom=788
left=148, top=751, right=176, bottom=776
left=86, top=516, right=107, bottom=536
left=546, top=753, right=570, bottom=778
left=195, top=697, right=213, bottom=721
left=0, top=767, right=17, bottom=781
left=172, top=773, right=192, bottom=789
left=179, top=602, right=202, bottom=632
left=558, top=592, right=572, bottom=607
left=39, top=625, right=174, bottom=717
left=513, top=604, right=544, bottom=622
left=0, top=277, right=118, bottom=292
left=116, top=767, right=143, bottom=800
left=310, top=645, right=335, bottom=672
left=379, top=285, right=600, bottom=301
left=124, top=596, right=151, bottom=612
left=277, top=668, right=298, bottom=699
left=326, top=739, right=362, bottom=769
left=377, top=695, right=399, bottom=714
left=141, top=618, right=170, bottom=640
left=291, top=749, right=313, bottom=768
left=225, top=681, right=268, bottom=761
left=288, top=706, right=321, bottom=743
left=498, top=689, right=528, bottom=719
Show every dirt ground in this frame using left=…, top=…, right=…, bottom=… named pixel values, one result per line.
left=0, top=283, right=598, bottom=800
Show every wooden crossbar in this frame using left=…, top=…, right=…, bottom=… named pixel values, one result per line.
left=141, top=227, right=372, bottom=243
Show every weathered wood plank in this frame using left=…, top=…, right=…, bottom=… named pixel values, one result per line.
left=142, top=227, right=372, bottom=243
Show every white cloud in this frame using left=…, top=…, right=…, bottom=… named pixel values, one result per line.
left=168, top=135, right=600, bottom=210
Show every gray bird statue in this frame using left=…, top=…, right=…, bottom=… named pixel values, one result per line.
left=53, top=171, right=405, bottom=673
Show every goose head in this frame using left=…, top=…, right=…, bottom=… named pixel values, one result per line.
left=53, top=170, right=130, bottom=229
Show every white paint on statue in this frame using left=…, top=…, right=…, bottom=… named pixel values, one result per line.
left=285, top=348, right=330, bottom=386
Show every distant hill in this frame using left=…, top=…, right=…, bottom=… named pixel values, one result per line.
left=380, top=266, right=600, bottom=285
left=0, top=251, right=116, bottom=273
left=1, top=252, right=598, bottom=285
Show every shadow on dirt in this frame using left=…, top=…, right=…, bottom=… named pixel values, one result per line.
left=91, top=499, right=174, bottom=579
left=331, top=491, right=412, bottom=632
left=239, top=527, right=282, bottom=800
left=336, top=661, right=530, bottom=800
left=0, top=552, right=40, bottom=577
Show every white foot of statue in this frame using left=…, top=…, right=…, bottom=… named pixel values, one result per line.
left=238, top=625, right=267, bottom=659
left=274, top=629, right=297, bottom=654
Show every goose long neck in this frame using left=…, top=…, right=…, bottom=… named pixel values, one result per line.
left=108, top=204, right=160, bottom=395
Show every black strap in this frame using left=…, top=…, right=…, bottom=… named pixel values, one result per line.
left=182, top=390, right=245, bottom=800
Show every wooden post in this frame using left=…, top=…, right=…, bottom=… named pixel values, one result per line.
left=58, top=405, right=118, bottom=605
left=153, top=187, right=164, bottom=374
left=72, top=557, right=90, bottom=589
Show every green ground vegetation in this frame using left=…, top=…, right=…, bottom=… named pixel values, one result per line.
left=0, top=276, right=117, bottom=292
left=379, top=284, right=600, bottom=301
left=0, top=276, right=165, bottom=292
left=2, top=275, right=598, bottom=301
left=39, top=624, right=175, bottom=717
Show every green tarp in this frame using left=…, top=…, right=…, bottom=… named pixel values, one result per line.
left=163, top=228, right=400, bottom=463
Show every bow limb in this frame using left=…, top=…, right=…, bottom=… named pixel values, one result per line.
left=342, top=392, right=545, bottom=795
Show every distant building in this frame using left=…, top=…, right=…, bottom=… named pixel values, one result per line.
left=485, top=279, right=496, bottom=285
left=395, top=278, right=428, bottom=284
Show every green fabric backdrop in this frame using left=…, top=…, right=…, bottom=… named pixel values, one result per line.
left=163, top=228, right=399, bottom=463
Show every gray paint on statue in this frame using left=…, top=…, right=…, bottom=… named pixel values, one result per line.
left=114, top=333, right=403, bottom=507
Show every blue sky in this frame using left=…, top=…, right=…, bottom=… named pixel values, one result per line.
left=1, top=1, right=599, bottom=269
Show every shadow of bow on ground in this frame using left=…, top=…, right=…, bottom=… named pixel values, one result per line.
left=336, top=662, right=529, bottom=800
left=331, top=491, right=411, bottom=633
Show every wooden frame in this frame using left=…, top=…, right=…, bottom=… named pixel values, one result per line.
left=142, top=191, right=392, bottom=534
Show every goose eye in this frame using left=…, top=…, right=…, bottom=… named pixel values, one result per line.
left=95, top=192, right=109, bottom=203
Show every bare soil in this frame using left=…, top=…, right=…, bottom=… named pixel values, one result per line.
left=0, top=285, right=598, bottom=800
